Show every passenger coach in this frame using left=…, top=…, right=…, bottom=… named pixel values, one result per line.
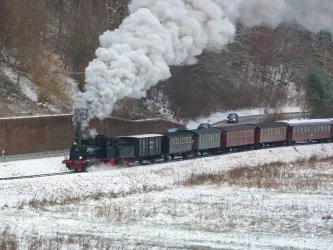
left=187, top=128, right=222, bottom=156
left=162, top=130, right=193, bottom=160
left=216, top=125, right=256, bottom=151
left=251, top=122, right=288, bottom=147
left=278, top=119, right=333, bottom=144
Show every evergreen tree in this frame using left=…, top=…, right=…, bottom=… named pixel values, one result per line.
left=306, top=68, right=333, bottom=118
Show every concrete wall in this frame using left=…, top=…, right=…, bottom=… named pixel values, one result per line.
left=0, top=115, right=186, bottom=156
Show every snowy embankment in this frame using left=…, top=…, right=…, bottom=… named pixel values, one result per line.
left=0, top=143, right=332, bottom=249
left=0, top=143, right=332, bottom=208
left=0, top=156, right=70, bottom=178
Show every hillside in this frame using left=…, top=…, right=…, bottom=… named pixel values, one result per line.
left=0, top=0, right=332, bottom=121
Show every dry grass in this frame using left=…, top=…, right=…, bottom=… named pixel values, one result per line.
left=0, top=227, right=117, bottom=250
left=183, top=161, right=288, bottom=189
left=0, top=226, right=17, bottom=250
left=23, top=185, right=167, bottom=209
left=183, top=155, right=333, bottom=190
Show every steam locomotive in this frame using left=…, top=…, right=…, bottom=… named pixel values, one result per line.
left=63, top=118, right=333, bottom=171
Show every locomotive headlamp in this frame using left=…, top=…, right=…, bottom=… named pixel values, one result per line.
left=73, top=142, right=77, bottom=145
left=79, top=156, right=82, bottom=159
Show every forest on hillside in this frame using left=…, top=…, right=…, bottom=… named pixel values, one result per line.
left=0, top=0, right=333, bottom=120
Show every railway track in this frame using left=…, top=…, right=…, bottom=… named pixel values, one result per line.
left=0, top=171, right=80, bottom=181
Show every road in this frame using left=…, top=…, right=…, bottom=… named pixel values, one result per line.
left=213, top=112, right=309, bottom=127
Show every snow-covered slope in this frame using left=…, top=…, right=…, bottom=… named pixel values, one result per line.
left=0, top=143, right=332, bottom=249
left=0, top=61, right=78, bottom=117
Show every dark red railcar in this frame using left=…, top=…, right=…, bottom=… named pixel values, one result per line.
left=216, top=125, right=256, bottom=150
left=277, top=119, right=333, bottom=144
left=250, top=122, right=288, bottom=147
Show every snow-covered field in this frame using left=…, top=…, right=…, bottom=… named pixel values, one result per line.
left=186, top=106, right=303, bottom=129
left=0, top=143, right=332, bottom=249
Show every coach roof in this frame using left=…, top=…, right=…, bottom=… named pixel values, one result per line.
left=188, top=127, right=222, bottom=135
left=214, top=124, right=256, bottom=132
left=249, top=122, right=288, bottom=129
left=163, top=130, right=193, bottom=137
left=118, top=134, right=164, bottom=139
left=276, top=119, right=333, bottom=126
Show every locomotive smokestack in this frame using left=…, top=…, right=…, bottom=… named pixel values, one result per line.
left=74, top=122, right=81, bottom=146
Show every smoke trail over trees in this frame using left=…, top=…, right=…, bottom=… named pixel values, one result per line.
left=72, top=0, right=333, bottom=130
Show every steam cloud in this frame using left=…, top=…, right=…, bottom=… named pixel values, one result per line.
left=72, top=0, right=333, bottom=130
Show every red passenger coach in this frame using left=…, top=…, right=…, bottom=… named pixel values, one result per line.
left=251, top=122, right=288, bottom=147
left=278, top=119, right=333, bottom=144
left=217, top=125, right=256, bottom=150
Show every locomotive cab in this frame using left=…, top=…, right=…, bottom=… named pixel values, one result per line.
left=63, top=138, right=98, bottom=171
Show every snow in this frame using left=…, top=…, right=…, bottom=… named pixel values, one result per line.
left=2, top=65, right=38, bottom=102
left=186, top=106, right=304, bottom=129
left=0, top=142, right=332, bottom=249
left=0, top=113, right=71, bottom=120
left=0, top=156, right=70, bottom=179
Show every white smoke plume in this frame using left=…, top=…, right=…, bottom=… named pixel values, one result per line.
left=72, top=0, right=333, bottom=130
